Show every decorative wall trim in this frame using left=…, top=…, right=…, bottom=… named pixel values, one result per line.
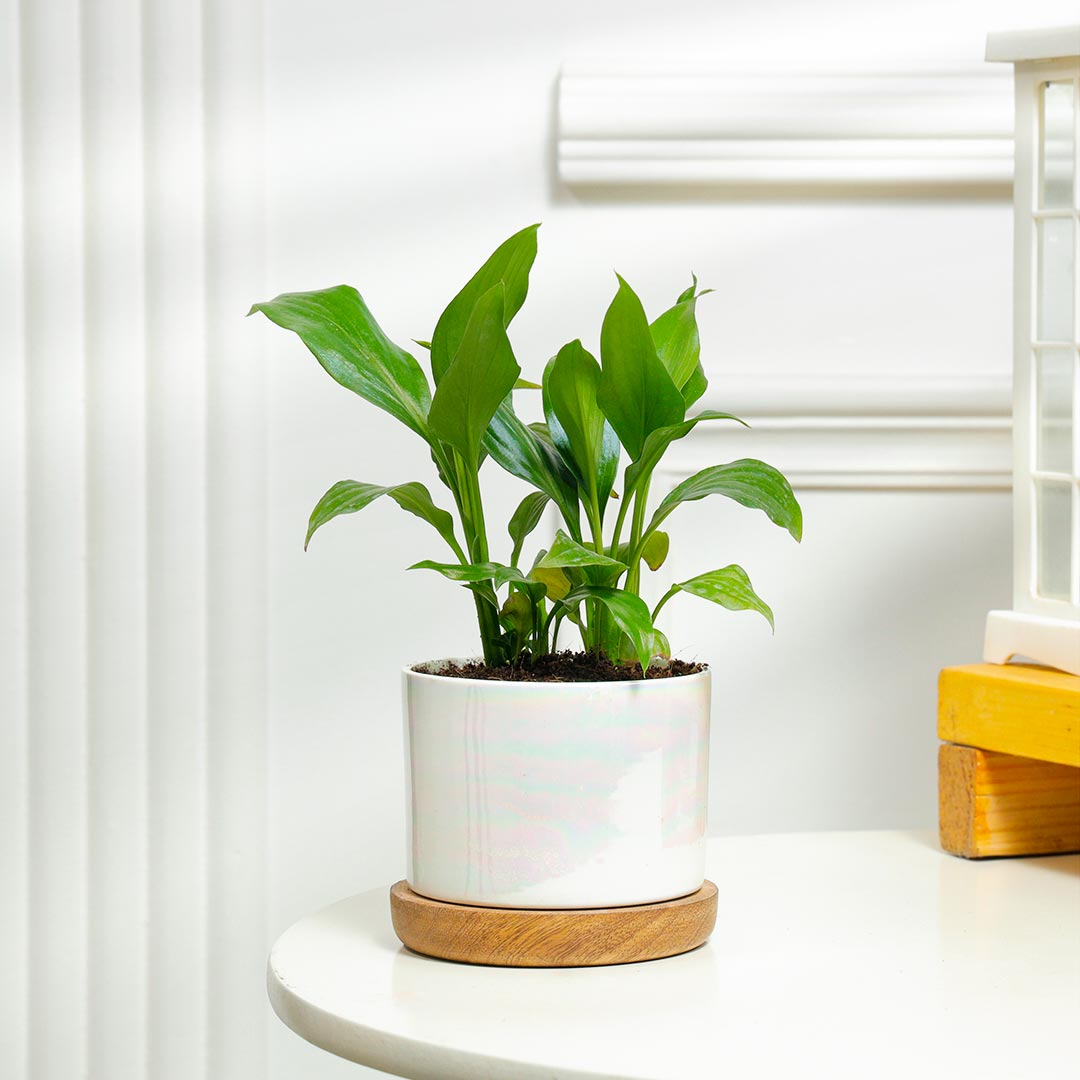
left=557, top=63, right=1014, bottom=191
left=676, top=374, right=1012, bottom=491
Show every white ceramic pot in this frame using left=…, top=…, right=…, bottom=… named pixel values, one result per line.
left=402, top=661, right=711, bottom=909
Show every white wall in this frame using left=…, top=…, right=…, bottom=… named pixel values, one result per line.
left=4, top=0, right=1077, bottom=1078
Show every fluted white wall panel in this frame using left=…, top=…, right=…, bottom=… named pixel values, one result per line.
left=21, top=1, right=90, bottom=1077
left=0, top=2, right=28, bottom=1078
left=82, top=2, right=149, bottom=1078
left=204, top=0, right=268, bottom=1076
left=4, top=2, right=268, bottom=1078
left=143, top=0, right=211, bottom=1072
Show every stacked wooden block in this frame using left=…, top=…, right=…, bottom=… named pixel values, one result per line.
left=938, top=663, right=1080, bottom=858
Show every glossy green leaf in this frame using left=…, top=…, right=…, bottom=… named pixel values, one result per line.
left=562, top=586, right=657, bottom=675
left=409, top=559, right=526, bottom=591
left=624, top=409, right=748, bottom=498
left=513, top=377, right=541, bottom=390
left=527, top=420, right=558, bottom=450
left=662, top=565, right=774, bottom=630
left=597, top=275, right=685, bottom=460
left=511, top=577, right=549, bottom=604
left=249, top=286, right=431, bottom=437
left=305, top=480, right=460, bottom=555
left=412, top=560, right=548, bottom=613
left=681, top=363, right=708, bottom=408
left=535, top=530, right=626, bottom=572
left=508, top=491, right=550, bottom=566
left=650, top=280, right=708, bottom=392
left=648, top=459, right=803, bottom=542
left=484, top=399, right=582, bottom=537
left=641, top=530, right=669, bottom=571
left=614, top=530, right=669, bottom=572
left=499, top=590, right=533, bottom=636
left=543, top=340, right=620, bottom=509
left=429, top=224, right=539, bottom=383
left=428, top=285, right=521, bottom=467
left=528, top=561, right=571, bottom=602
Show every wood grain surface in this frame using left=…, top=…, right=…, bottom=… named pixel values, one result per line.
left=939, top=744, right=1080, bottom=858
left=389, top=880, right=718, bottom=967
left=938, top=664, right=1080, bottom=768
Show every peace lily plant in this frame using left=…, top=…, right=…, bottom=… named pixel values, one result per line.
left=250, top=225, right=802, bottom=677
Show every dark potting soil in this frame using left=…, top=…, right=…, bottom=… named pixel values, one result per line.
left=417, top=651, right=706, bottom=683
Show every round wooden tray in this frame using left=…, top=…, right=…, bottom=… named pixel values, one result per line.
left=389, top=880, right=718, bottom=968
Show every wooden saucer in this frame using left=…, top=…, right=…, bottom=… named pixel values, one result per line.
left=389, top=880, right=717, bottom=968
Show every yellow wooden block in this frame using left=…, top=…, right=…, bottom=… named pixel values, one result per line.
left=939, top=744, right=1080, bottom=858
left=938, top=663, right=1080, bottom=768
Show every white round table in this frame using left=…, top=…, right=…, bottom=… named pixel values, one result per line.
left=267, top=831, right=1080, bottom=1080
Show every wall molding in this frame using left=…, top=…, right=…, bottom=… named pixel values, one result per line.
left=673, top=373, right=1012, bottom=491
left=558, top=62, right=1014, bottom=191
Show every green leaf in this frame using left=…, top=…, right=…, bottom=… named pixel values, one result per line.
left=428, top=285, right=521, bottom=467
left=409, top=559, right=526, bottom=591
left=412, top=560, right=548, bottom=611
left=249, top=286, right=431, bottom=438
left=528, top=548, right=575, bottom=602
left=306, top=480, right=460, bottom=555
left=535, top=530, right=627, bottom=572
left=508, top=491, right=550, bottom=566
left=562, top=586, right=657, bottom=676
left=614, top=530, right=670, bottom=572
left=624, top=409, right=748, bottom=499
left=640, top=530, right=669, bottom=571
left=650, top=283, right=705, bottom=392
left=529, top=564, right=571, bottom=601
left=665, top=565, right=774, bottom=630
left=527, top=420, right=558, bottom=450
left=429, top=224, right=540, bottom=384
left=648, top=459, right=803, bottom=542
left=681, top=363, right=708, bottom=409
left=484, top=399, right=582, bottom=537
left=543, top=340, right=619, bottom=510
left=597, top=275, right=685, bottom=461
left=500, top=591, right=533, bottom=636
left=513, top=377, right=541, bottom=390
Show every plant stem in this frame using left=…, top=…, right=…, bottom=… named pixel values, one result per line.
left=586, top=491, right=605, bottom=558
left=624, top=478, right=651, bottom=596
left=651, top=585, right=679, bottom=623
left=456, top=454, right=504, bottom=666
left=609, top=482, right=632, bottom=556
left=583, top=481, right=606, bottom=652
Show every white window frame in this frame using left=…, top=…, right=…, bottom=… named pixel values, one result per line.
left=984, top=28, right=1080, bottom=676
left=1012, top=61, right=1080, bottom=621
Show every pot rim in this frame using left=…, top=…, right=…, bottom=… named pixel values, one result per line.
left=404, top=657, right=710, bottom=690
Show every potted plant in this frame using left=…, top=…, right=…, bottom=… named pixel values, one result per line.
left=250, top=225, right=801, bottom=916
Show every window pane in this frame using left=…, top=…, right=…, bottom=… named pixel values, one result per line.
left=1037, top=217, right=1075, bottom=342
left=1036, top=480, right=1072, bottom=601
left=1037, top=349, right=1075, bottom=473
left=1040, top=81, right=1075, bottom=209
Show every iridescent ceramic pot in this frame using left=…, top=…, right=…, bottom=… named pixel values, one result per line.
left=402, top=662, right=711, bottom=909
